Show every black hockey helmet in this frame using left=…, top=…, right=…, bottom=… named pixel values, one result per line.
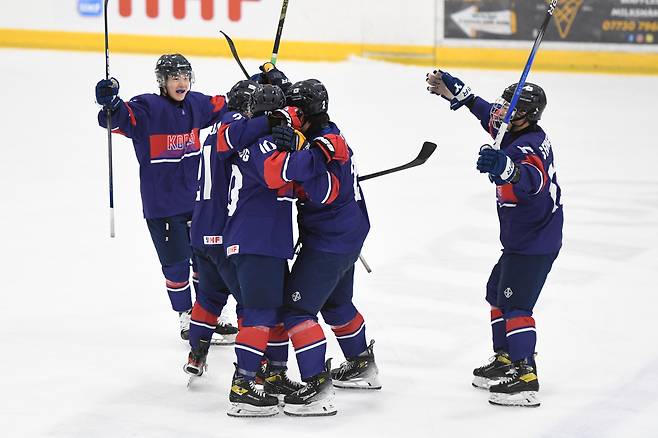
left=252, top=84, right=286, bottom=115
left=227, top=79, right=259, bottom=113
left=502, top=82, right=547, bottom=123
left=155, top=54, right=194, bottom=87
left=285, top=79, right=329, bottom=116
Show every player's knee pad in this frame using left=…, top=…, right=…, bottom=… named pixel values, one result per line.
left=242, top=308, right=279, bottom=328
left=320, top=302, right=357, bottom=326
left=162, top=260, right=190, bottom=283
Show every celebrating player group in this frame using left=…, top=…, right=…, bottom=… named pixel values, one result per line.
left=94, top=49, right=562, bottom=414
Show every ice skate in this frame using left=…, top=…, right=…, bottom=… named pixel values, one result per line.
left=211, top=320, right=238, bottom=345
left=260, top=362, right=304, bottom=404
left=184, top=339, right=210, bottom=388
left=472, top=351, right=514, bottom=389
left=283, top=359, right=337, bottom=417
left=179, top=309, right=192, bottom=341
left=331, top=340, right=381, bottom=390
left=488, top=360, right=540, bottom=407
left=227, top=364, right=279, bottom=417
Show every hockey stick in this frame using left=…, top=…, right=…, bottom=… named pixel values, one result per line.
left=358, top=141, right=437, bottom=182
left=492, top=0, right=558, bottom=150
left=104, top=0, right=116, bottom=238
left=270, top=0, right=289, bottom=65
left=219, top=30, right=250, bottom=79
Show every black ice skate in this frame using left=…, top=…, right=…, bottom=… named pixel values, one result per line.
left=211, top=321, right=239, bottom=345
left=179, top=309, right=192, bottom=340
left=228, top=365, right=279, bottom=417
left=283, top=359, right=337, bottom=417
left=488, top=360, right=540, bottom=407
left=331, top=340, right=381, bottom=390
left=184, top=339, right=210, bottom=377
left=472, top=351, right=514, bottom=389
left=260, top=362, right=304, bottom=403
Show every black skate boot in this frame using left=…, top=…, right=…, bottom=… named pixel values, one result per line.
left=488, top=359, right=540, bottom=407
left=184, top=339, right=210, bottom=377
left=227, top=364, right=279, bottom=417
left=331, top=339, right=381, bottom=389
left=179, top=309, right=191, bottom=341
left=211, top=321, right=239, bottom=345
left=260, top=362, right=304, bottom=403
left=283, top=359, right=337, bottom=417
left=472, top=351, right=514, bottom=389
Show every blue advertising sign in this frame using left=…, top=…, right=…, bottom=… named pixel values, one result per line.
left=78, top=0, right=103, bottom=17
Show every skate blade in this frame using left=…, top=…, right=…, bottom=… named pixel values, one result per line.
left=210, top=334, right=236, bottom=345
left=283, top=400, right=337, bottom=417
left=333, top=376, right=382, bottom=390
left=489, top=391, right=540, bottom=407
left=227, top=403, right=279, bottom=418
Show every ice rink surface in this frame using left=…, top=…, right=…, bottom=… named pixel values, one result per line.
left=1, top=48, right=657, bottom=437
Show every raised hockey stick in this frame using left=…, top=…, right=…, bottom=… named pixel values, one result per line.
left=358, top=141, right=437, bottom=182
left=492, top=0, right=558, bottom=150
left=219, top=30, right=251, bottom=79
left=270, top=0, right=289, bottom=65
left=104, top=0, right=116, bottom=238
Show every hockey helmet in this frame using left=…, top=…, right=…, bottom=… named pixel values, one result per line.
left=502, top=82, right=547, bottom=123
left=252, top=84, right=286, bottom=115
left=227, top=79, right=259, bottom=114
left=285, top=79, right=329, bottom=116
left=155, top=54, right=194, bottom=87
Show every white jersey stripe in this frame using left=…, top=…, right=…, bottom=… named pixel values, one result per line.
left=506, top=327, right=536, bottom=337
left=295, top=339, right=327, bottom=354
left=335, top=322, right=365, bottom=340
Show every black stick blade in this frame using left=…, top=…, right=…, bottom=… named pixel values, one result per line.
left=358, top=141, right=438, bottom=182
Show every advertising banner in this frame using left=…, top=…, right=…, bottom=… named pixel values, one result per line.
left=445, top=0, right=658, bottom=45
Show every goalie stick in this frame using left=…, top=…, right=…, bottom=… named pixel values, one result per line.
left=103, top=0, right=116, bottom=238
left=358, top=141, right=437, bottom=182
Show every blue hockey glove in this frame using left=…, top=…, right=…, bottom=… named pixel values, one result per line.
left=259, top=62, right=291, bottom=92
left=477, top=145, right=520, bottom=185
left=95, top=78, right=121, bottom=111
left=426, top=69, right=474, bottom=111
left=272, top=125, right=307, bottom=152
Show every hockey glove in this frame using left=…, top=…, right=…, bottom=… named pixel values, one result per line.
left=313, top=134, right=350, bottom=163
left=477, top=145, right=520, bottom=185
left=272, top=125, right=308, bottom=152
left=260, top=62, right=291, bottom=92
left=95, top=78, right=121, bottom=112
left=268, top=106, right=303, bottom=130
left=426, top=70, right=474, bottom=111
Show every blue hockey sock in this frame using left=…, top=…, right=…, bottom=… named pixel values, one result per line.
left=490, top=307, right=507, bottom=352
left=331, top=312, right=367, bottom=359
left=289, top=320, right=327, bottom=380
left=189, top=302, right=217, bottom=349
left=166, top=279, right=193, bottom=312
left=506, top=314, right=537, bottom=364
left=265, top=323, right=289, bottom=370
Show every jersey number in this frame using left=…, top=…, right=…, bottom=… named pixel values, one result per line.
left=227, top=164, right=243, bottom=216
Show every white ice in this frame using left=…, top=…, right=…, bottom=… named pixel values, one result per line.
left=1, top=48, right=657, bottom=438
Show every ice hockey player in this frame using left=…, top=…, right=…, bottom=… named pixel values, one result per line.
left=269, top=78, right=381, bottom=417
left=95, top=54, right=233, bottom=340
left=426, top=70, right=563, bottom=407
left=219, top=84, right=318, bottom=418
left=183, top=79, right=262, bottom=378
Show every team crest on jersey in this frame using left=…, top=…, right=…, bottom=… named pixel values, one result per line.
left=504, top=287, right=514, bottom=298
left=226, top=245, right=240, bottom=256
left=239, top=149, right=250, bottom=162
left=291, top=291, right=302, bottom=302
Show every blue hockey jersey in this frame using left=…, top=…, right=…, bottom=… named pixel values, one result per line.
left=190, top=113, right=273, bottom=249
left=98, top=91, right=226, bottom=219
left=222, top=134, right=330, bottom=260
left=294, top=122, right=370, bottom=254
left=470, top=97, right=563, bottom=255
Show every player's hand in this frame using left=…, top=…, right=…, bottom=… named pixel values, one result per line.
left=272, top=125, right=308, bottom=152
left=268, top=106, right=303, bottom=130
left=426, top=69, right=474, bottom=111
left=95, top=78, right=121, bottom=111
left=477, top=145, right=519, bottom=185
left=259, top=62, right=291, bottom=92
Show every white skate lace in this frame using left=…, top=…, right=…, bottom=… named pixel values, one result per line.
left=249, top=380, right=268, bottom=397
